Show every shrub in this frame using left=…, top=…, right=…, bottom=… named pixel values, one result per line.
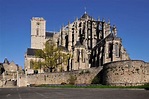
left=61, top=82, right=67, bottom=85
left=67, top=75, right=77, bottom=85
left=85, top=70, right=90, bottom=73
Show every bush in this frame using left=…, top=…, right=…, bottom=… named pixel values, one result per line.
left=85, top=70, right=90, bottom=73
left=91, top=76, right=100, bottom=84
left=67, top=75, right=77, bottom=85
left=79, top=70, right=84, bottom=75
left=61, top=82, right=67, bottom=85
left=143, top=83, right=149, bottom=90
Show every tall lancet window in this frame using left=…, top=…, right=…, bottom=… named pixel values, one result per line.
left=99, top=24, right=102, bottom=30
left=115, top=43, right=120, bottom=57
left=36, top=28, right=39, bottom=35
left=77, top=49, right=80, bottom=62
left=81, top=49, right=85, bottom=62
left=108, top=43, right=113, bottom=58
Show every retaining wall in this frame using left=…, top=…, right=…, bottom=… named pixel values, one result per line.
left=19, top=67, right=103, bottom=87
left=103, top=60, right=149, bottom=86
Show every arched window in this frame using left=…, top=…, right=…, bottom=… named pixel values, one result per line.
left=99, top=24, right=102, bottom=30
left=81, top=49, right=85, bottom=62
left=77, top=49, right=80, bottom=62
left=79, top=23, right=82, bottom=27
left=79, top=29, right=81, bottom=35
left=30, top=59, right=34, bottom=69
left=36, top=28, right=39, bottom=35
left=108, top=43, right=113, bottom=58
left=115, top=43, right=120, bottom=57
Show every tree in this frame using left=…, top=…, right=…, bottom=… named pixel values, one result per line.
left=30, top=59, right=42, bottom=73
left=33, top=40, right=71, bottom=72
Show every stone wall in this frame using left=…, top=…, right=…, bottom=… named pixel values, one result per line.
left=18, top=60, right=149, bottom=87
left=103, top=60, right=149, bottom=86
left=18, top=67, right=103, bottom=87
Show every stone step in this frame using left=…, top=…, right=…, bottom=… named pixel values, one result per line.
left=4, top=81, right=16, bottom=87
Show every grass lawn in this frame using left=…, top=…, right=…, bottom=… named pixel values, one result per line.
left=35, top=84, right=149, bottom=89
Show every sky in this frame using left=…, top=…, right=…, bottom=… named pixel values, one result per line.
left=0, top=0, right=149, bottom=68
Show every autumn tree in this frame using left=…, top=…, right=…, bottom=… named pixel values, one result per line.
left=33, top=40, right=71, bottom=72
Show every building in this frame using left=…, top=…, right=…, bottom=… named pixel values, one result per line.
left=25, top=12, right=130, bottom=73
left=0, top=62, right=4, bottom=74
left=0, top=58, right=23, bottom=87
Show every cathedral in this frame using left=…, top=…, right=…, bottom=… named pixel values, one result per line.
left=25, top=12, right=130, bottom=74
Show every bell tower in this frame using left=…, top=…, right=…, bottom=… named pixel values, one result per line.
left=31, top=17, right=46, bottom=49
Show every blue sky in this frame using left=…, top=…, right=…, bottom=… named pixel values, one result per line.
left=0, top=0, right=149, bottom=68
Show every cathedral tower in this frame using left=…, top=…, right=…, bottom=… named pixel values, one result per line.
left=31, top=17, right=46, bottom=49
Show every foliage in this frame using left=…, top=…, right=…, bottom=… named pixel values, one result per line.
left=85, top=70, right=90, bottom=73
left=32, top=40, right=71, bottom=72
left=35, top=83, right=149, bottom=89
left=91, top=71, right=102, bottom=84
left=30, top=59, right=42, bottom=70
left=91, top=76, right=100, bottom=84
left=143, top=83, right=149, bottom=90
left=67, top=75, right=77, bottom=85
left=79, top=70, right=84, bottom=75
left=79, top=70, right=90, bottom=75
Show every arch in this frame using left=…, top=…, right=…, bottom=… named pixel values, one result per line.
left=77, top=49, right=80, bottom=62
left=108, top=43, right=113, bottom=58
left=81, top=49, right=85, bottom=62
left=115, top=43, right=120, bottom=57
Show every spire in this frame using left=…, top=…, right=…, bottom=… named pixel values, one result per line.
left=3, top=58, right=9, bottom=64
left=84, top=7, right=87, bottom=14
left=98, top=17, right=100, bottom=21
left=113, top=25, right=117, bottom=36
left=108, top=19, right=110, bottom=24
left=102, top=18, right=105, bottom=22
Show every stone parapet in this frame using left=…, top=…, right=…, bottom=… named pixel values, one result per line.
left=103, top=60, right=149, bottom=86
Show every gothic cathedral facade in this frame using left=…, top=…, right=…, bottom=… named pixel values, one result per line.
left=25, top=13, right=130, bottom=73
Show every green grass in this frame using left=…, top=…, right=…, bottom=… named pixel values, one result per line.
left=34, top=83, right=149, bottom=89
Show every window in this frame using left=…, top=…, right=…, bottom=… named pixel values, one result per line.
left=77, top=49, right=80, bottom=62
left=108, top=43, right=113, bottom=58
left=99, top=24, right=102, bottom=30
left=36, top=28, right=39, bottom=35
left=115, top=43, right=120, bottom=57
left=81, top=49, right=85, bottom=62
left=37, top=22, right=40, bottom=25
left=79, top=23, right=82, bottom=27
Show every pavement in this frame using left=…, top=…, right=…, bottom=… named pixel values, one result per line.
left=0, top=87, right=149, bottom=99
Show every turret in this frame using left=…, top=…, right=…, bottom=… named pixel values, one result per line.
left=68, top=21, right=72, bottom=51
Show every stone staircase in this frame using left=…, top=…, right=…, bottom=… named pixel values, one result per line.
left=3, top=80, right=17, bottom=88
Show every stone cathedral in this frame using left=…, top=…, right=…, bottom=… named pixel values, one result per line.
left=25, top=12, right=130, bottom=74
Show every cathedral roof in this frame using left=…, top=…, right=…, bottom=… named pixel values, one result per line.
left=79, top=13, right=92, bottom=20
left=3, top=58, right=9, bottom=64
left=46, top=31, right=54, bottom=38
left=27, top=48, right=42, bottom=56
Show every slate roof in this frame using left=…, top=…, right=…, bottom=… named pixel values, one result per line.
left=81, top=13, right=92, bottom=18
left=27, top=48, right=42, bottom=56
left=46, top=31, right=54, bottom=38
left=3, top=58, right=9, bottom=64
left=80, top=13, right=92, bottom=20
